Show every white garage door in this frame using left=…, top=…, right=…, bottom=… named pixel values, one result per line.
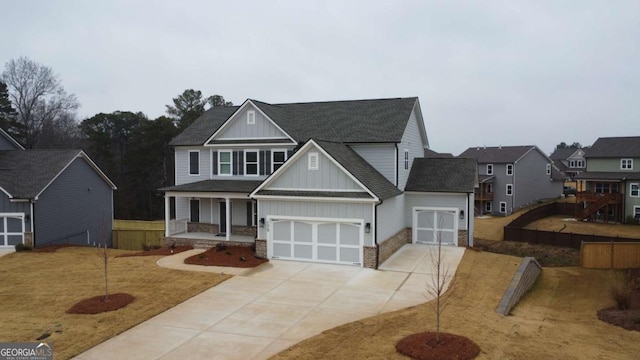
left=0, top=213, right=25, bottom=247
left=413, top=208, right=457, bottom=245
left=269, top=217, right=362, bottom=265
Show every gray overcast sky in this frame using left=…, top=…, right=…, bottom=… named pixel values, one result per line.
left=1, top=0, right=639, bottom=155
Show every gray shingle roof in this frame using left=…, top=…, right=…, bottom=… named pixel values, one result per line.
left=424, top=148, right=453, bottom=158
left=0, top=150, right=85, bottom=198
left=159, top=179, right=263, bottom=193
left=574, top=171, right=640, bottom=181
left=255, top=190, right=371, bottom=198
left=458, top=146, right=536, bottom=163
left=405, top=158, right=477, bottom=193
left=585, top=136, right=640, bottom=158
left=549, top=148, right=577, bottom=161
left=170, top=97, right=418, bottom=146
left=314, top=140, right=402, bottom=200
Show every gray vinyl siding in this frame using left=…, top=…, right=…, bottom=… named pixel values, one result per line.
left=376, top=194, right=405, bottom=243
left=200, top=198, right=212, bottom=223
left=513, top=150, right=562, bottom=211
left=35, top=157, right=113, bottom=247
left=267, top=146, right=364, bottom=191
left=404, top=192, right=468, bottom=230
left=0, top=192, right=31, bottom=229
left=625, top=181, right=640, bottom=219
left=217, top=106, right=289, bottom=140
left=175, top=197, right=190, bottom=220
left=587, top=157, right=640, bottom=172
left=258, top=200, right=373, bottom=246
left=349, top=143, right=396, bottom=185
left=175, top=147, right=211, bottom=185
left=398, top=108, right=427, bottom=190
left=0, top=136, right=21, bottom=150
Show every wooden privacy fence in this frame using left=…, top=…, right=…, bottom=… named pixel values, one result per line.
left=581, top=242, right=640, bottom=269
left=504, top=227, right=639, bottom=250
left=506, top=202, right=575, bottom=228
left=112, top=220, right=165, bottom=250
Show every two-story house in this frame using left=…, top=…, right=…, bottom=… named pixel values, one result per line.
left=459, top=145, right=563, bottom=216
left=0, top=129, right=116, bottom=248
left=574, top=136, right=640, bottom=223
left=549, top=147, right=586, bottom=181
left=161, top=97, right=477, bottom=268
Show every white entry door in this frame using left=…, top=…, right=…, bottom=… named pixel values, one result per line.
left=269, top=217, right=363, bottom=266
left=0, top=213, right=25, bottom=247
left=413, top=208, right=457, bottom=245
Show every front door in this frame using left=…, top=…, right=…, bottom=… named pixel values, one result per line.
left=219, top=201, right=232, bottom=235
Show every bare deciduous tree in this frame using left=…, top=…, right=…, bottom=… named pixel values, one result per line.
left=425, top=224, right=453, bottom=343
left=1, top=57, right=79, bottom=148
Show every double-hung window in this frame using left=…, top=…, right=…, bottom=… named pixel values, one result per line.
left=272, top=150, right=287, bottom=173
left=188, top=150, right=199, bottom=175
left=486, top=164, right=493, bottom=175
left=499, top=201, right=507, bottom=213
left=546, top=164, right=551, bottom=175
left=244, top=150, right=259, bottom=176
left=506, top=184, right=513, bottom=196
left=621, top=158, right=633, bottom=170
left=631, top=183, right=639, bottom=197
left=506, top=164, right=513, bottom=176
left=404, top=150, right=409, bottom=170
left=218, top=151, right=232, bottom=176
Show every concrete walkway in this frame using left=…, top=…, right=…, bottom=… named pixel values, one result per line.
left=0, top=248, right=15, bottom=258
left=75, top=244, right=465, bottom=360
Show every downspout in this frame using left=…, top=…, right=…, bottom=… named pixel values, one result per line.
left=374, top=199, right=382, bottom=269
left=512, top=163, right=517, bottom=214
left=467, top=192, right=472, bottom=247
left=394, top=144, right=399, bottom=187
left=30, top=200, right=36, bottom=247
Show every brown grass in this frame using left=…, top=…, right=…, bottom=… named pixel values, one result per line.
left=0, top=247, right=229, bottom=359
left=271, top=251, right=640, bottom=360
left=524, top=215, right=640, bottom=238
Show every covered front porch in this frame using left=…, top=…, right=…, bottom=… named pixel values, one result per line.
left=161, top=180, right=263, bottom=244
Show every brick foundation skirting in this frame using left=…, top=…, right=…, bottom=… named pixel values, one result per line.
left=363, top=246, right=377, bottom=269
left=23, top=232, right=33, bottom=247
left=378, top=228, right=412, bottom=266
left=255, top=239, right=267, bottom=258
left=164, top=236, right=255, bottom=250
left=457, top=230, right=468, bottom=247
left=186, top=223, right=256, bottom=237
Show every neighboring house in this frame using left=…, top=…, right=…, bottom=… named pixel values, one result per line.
left=161, top=97, right=476, bottom=268
left=574, top=136, right=640, bottom=223
left=549, top=147, right=586, bottom=180
left=459, top=145, right=563, bottom=216
left=0, top=129, right=116, bottom=248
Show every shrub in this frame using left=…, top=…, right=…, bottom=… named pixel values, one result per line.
left=224, top=250, right=232, bottom=255
left=15, top=243, right=32, bottom=252
left=610, top=273, right=633, bottom=310
left=215, top=243, right=227, bottom=252
left=250, top=243, right=257, bottom=252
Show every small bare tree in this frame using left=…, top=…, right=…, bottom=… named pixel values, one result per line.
left=425, top=222, right=453, bottom=343
left=92, top=217, right=112, bottom=301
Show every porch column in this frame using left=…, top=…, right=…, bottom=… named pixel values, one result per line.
left=225, top=197, right=231, bottom=241
left=164, top=195, right=170, bottom=237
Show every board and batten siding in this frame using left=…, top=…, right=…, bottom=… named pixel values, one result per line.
left=258, top=200, right=373, bottom=246
left=35, top=157, right=113, bottom=247
left=404, top=192, right=468, bottom=230
left=376, top=194, right=405, bottom=243
left=349, top=143, right=396, bottom=185
left=267, top=146, right=364, bottom=191
left=398, top=108, right=428, bottom=190
left=216, top=106, right=289, bottom=140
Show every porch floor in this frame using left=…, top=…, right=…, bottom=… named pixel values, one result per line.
left=168, top=232, right=255, bottom=243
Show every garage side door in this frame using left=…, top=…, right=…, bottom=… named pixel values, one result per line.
left=413, top=209, right=457, bottom=245
left=270, top=218, right=362, bottom=265
left=0, top=213, right=24, bottom=247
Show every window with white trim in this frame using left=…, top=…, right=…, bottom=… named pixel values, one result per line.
left=188, top=150, right=199, bottom=175
left=486, top=164, right=493, bottom=175
left=485, top=201, right=492, bottom=212
left=272, top=150, right=287, bottom=173
left=621, top=158, right=633, bottom=170
left=244, top=150, right=259, bottom=176
left=218, top=150, right=232, bottom=176
left=631, top=183, right=639, bottom=197
left=247, top=110, right=256, bottom=125
left=404, top=150, right=409, bottom=170
left=499, top=201, right=507, bottom=213
left=487, top=183, right=493, bottom=193
left=569, top=159, right=584, bottom=168
left=506, top=164, right=513, bottom=176
left=634, top=206, right=640, bottom=220
left=546, top=164, right=551, bottom=175
left=506, top=184, right=513, bottom=196
left=308, top=152, right=319, bottom=170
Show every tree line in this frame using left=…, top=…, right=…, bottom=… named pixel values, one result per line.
left=0, top=56, right=232, bottom=220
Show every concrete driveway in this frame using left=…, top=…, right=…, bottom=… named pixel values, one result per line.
left=75, top=244, right=465, bottom=360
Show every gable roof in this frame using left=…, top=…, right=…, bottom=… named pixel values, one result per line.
left=585, top=136, right=640, bottom=158
left=170, top=97, right=419, bottom=146
left=0, top=150, right=116, bottom=199
left=405, top=158, right=477, bottom=193
left=459, top=145, right=540, bottom=163
left=549, top=148, right=576, bottom=161
left=424, top=148, right=454, bottom=158
left=0, top=129, right=24, bottom=150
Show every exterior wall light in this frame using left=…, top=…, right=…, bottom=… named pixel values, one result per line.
left=365, top=222, right=371, bottom=233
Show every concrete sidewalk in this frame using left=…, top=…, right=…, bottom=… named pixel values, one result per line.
left=75, top=244, right=465, bottom=360
left=0, top=248, right=15, bottom=258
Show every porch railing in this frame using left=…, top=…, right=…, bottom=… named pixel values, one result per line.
left=168, top=218, right=188, bottom=235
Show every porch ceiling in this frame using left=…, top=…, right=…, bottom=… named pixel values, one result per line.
left=160, top=179, right=263, bottom=195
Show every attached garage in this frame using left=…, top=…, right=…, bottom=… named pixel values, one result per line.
left=0, top=213, right=25, bottom=247
left=412, top=208, right=458, bottom=246
left=268, top=217, right=363, bottom=266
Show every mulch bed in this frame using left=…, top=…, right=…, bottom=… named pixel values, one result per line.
left=597, top=269, right=640, bottom=331
left=396, top=332, right=481, bottom=360
left=184, top=245, right=268, bottom=268
left=66, top=293, right=135, bottom=314
left=117, top=245, right=193, bottom=257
